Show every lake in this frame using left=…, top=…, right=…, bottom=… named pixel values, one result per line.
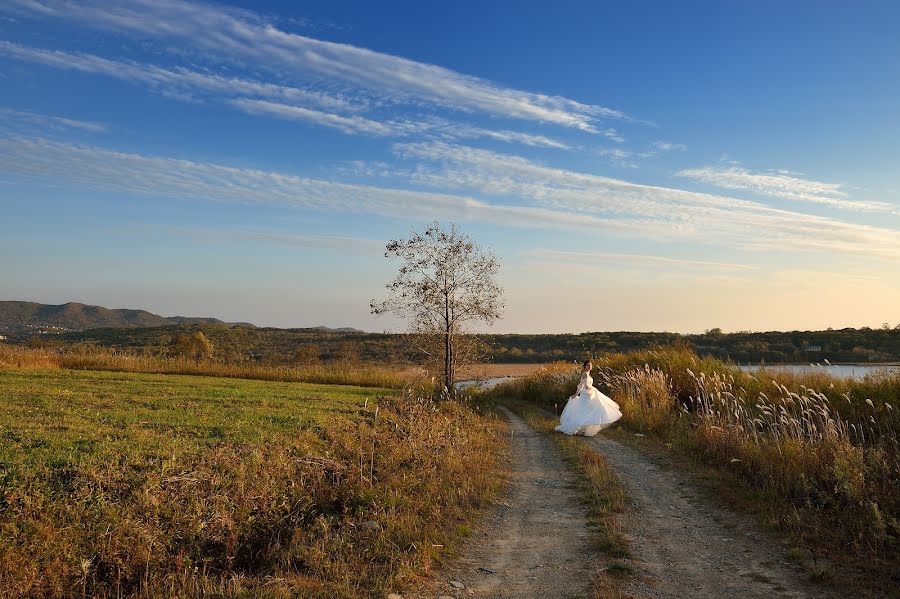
left=738, top=363, right=899, bottom=380
left=456, top=376, right=516, bottom=391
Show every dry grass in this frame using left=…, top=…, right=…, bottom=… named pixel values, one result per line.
left=0, top=368, right=508, bottom=598
left=479, top=361, right=580, bottom=405
left=0, top=343, right=411, bottom=389
left=457, top=362, right=550, bottom=380
left=511, top=404, right=635, bottom=599
left=488, top=347, right=900, bottom=593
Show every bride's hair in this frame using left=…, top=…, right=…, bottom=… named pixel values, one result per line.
left=582, top=359, right=592, bottom=371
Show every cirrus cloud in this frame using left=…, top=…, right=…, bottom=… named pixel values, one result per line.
left=3, top=0, right=630, bottom=132
left=676, top=164, right=894, bottom=212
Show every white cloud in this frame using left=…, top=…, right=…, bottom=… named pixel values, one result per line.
left=0, top=41, right=361, bottom=113
left=230, top=99, right=571, bottom=147
left=676, top=164, right=894, bottom=212
left=173, top=228, right=386, bottom=255
left=230, top=99, right=395, bottom=136
left=0, top=137, right=655, bottom=235
left=4, top=0, right=630, bottom=132
left=0, top=106, right=107, bottom=132
left=436, top=122, right=571, bottom=149
left=392, top=141, right=900, bottom=259
left=1, top=41, right=573, bottom=148
left=651, top=140, right=687, bottom=151
left=2, top=136, right=897, bottom=260
left=523, top=249, right=756, bottom=271
left=596, top=147, right=655, bottom=168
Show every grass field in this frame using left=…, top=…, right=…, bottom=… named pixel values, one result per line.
left=0, top=343, right=412, bottom=389
left=0, top=368, right=507, bottom=598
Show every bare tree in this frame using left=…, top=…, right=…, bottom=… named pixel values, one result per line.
left=294, top=343, right=321, bottom=366
left=334, top=340, right=361, bottom=364
left=371, top=222, right=503, bottom=398
left=171, top=331, right=215, bottom=361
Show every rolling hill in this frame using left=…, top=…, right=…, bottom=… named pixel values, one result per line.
left=0, top=301, right=248, bottom=333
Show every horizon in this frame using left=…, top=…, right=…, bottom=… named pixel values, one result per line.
left=2, top=1, right=899, bottom=334
left=3, top=297, right=897, bottom=336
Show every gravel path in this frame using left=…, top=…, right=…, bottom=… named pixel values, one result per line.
left=584, top=433, right=836, bottom=599
left=414, top=407, right=597, bottom=598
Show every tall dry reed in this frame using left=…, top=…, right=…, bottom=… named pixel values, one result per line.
left=488, top=347, right=900, bottom=579
left=0, top=343, right=410, bottom=389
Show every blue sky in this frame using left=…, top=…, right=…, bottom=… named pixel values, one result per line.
left=1, top=0, right=899, bottom=333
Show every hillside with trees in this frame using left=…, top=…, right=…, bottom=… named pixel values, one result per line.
left=0, top=301, right=249, bottom=333
left=10, top=322, right=900, bottom=365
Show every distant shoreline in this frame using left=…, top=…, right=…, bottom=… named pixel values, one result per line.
left=740, top=362, right=900, bottom=367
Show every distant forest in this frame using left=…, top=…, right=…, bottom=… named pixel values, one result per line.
left=9, top=323, right=900, bottom=365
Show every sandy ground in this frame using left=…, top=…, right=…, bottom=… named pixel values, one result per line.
left=411, top=407, right=597, bottom=598
left=584, top=433, right=837, bottom=599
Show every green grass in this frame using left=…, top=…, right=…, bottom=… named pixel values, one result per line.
left=0, top=368, right=507, bottom=598
left=0, top=368, right=390, bottom=454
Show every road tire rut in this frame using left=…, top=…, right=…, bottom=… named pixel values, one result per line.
left=584, top=433, right=836, bottom=599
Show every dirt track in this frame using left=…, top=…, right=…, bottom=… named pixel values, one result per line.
left=586, top=433, right=835, bottom=599
left=412, top=409, right=835, bottom=599
left=417, top=407, right=597, bottom=598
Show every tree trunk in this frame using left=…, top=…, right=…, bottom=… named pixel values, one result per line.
left=444, top=292, right=451, bottom=398
left=448, top=329, right=454, bottom=399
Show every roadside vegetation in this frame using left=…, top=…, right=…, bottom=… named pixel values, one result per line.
left=484, top=347, right=900, bottom=594
left=0, top=368, right=507, bottom=598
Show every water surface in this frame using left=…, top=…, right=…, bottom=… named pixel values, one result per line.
left=738, top=363, right=898, bottom=380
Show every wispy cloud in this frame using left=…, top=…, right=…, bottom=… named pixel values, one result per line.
left=436, top=122, right=571, bottom=149
left=230, top=98, right=570, bottom=147
left=173, top=228, right=385, bottom=255
left=0, top=106, right=107, bottom=133
left=596, top=147, right=655, bottom=168
left=230, top=99, right=395, bottom=136
left=4, top=0, right=630, bottom=132
left=651, top=140, right=687, bottom=151
left=676, top=164, right=894, bottom=212
left=1, top=41, right=572, bottom=148
left=392, top=141, right=900, bottom=259
left=2, top=136, right=897, bottom=260
left=0, top=41, right=361, bottom=112
left=523, top=249, right=756, bottom=271
left=0, top=137, right=652, bottom=234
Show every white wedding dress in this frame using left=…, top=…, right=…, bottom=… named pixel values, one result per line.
left=555, top=372, right=622, bottom=436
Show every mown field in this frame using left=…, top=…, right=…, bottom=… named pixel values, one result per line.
left=0, top=368, right=507, bottom=598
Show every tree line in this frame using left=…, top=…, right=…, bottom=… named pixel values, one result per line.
left=15, top=322, right=900, bottom=365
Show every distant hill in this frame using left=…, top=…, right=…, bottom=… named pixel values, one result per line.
left=0, top=301, right=249, bottom=333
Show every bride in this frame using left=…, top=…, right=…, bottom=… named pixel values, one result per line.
left=556, top=360, right=622, bottom=436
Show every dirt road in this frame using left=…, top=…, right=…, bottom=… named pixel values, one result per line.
left=412, top=409, right=834, bottom=599
left=585, top=433, right=835, bottom=599
left=418, top=407, right=597, bottom=598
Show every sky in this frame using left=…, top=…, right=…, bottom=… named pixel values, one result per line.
left=1, top=0, right=899, bottom=334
